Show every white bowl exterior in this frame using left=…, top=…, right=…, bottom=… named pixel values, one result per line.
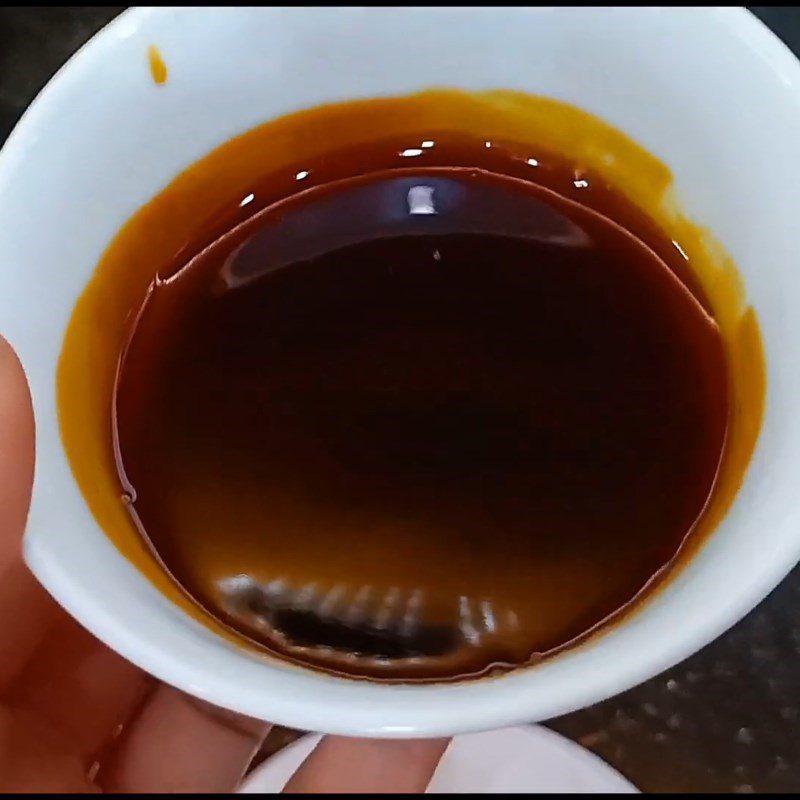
left=1, top=7, right=799, bottom=735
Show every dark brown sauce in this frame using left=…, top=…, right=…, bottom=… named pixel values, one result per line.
left=113, top=138, right=728, bottom=680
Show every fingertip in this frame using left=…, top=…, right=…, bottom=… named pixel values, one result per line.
left=283, top=735, right=450, bottom=794
left=99, top=685, right=270, bottom=793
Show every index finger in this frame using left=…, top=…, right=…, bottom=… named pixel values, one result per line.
left=284, top=737, right=450, bottom=794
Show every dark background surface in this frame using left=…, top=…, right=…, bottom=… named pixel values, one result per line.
left=1, top=7, right=798, bottom=793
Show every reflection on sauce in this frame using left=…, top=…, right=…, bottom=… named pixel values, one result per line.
left=147, top=45, right=167, bottom=85
left=57, top=90, right=765, bottom=682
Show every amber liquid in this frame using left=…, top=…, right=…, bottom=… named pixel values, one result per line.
left=113, top=137, right=728, bottom=681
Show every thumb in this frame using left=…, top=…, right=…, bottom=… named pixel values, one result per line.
left=0, top=335, right=54, bottom=688
left=0, top=335, right=35, bottom=554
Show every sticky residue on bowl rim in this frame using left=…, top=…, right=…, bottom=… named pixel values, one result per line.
left=147, top=44, right=167, bottom=85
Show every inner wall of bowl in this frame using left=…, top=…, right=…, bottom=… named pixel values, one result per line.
left=2, top=8, right=799, bottom=731
left=56, top=86, right=763, bottom=677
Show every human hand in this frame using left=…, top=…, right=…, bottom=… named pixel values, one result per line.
left=0, top=337, right=448, bottom=793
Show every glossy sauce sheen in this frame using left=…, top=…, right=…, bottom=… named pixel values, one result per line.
left=113, top=137, right=728, bottom=680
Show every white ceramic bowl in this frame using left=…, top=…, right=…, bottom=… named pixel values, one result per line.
left=1, top=7, right=799, bottom=736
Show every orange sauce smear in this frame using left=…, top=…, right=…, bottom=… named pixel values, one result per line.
left=56, top=90, right=765, bottom=679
